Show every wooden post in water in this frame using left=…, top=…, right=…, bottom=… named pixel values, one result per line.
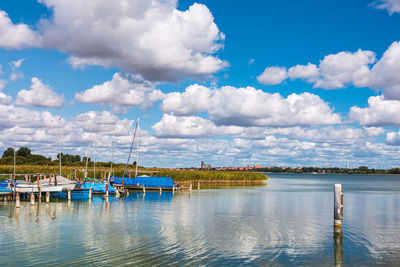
left=88, top=188, right=92, bottom=199
left=143, top=185, right=146, bottom=193
left=105, top=183, right=109, bottom=198
left=46, top=192, right=50, bottom=203
left=334, top=184, right=343, bottom=232
left=197, top=182, right=200, bottom=191
left=30, top=193, right=35, bottom=205
left=159, top=186, right=162, bottom=193
left=15, top=193, right=20, bottom=208
left=67, top=189, right=71, bottom=200
left=189, top=184, right=192, bottom=192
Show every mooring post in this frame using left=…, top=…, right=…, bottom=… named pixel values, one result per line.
left=67, top=189, right=71, bottom=200
left=88, top=188, right=92, bottom=199
left=15, top=193, right=20, bottom=208
left=334, top=184, right=343, bottom=232
left=30, top=193, right=35, bottom=205
left=189, top=184, right=192, bottom=192
left=143, top=186, right=146, bottom=193
left=105, top=183, right=109, bottom=198
left=197, top=182, right=200, bottom=191
left=46, top=192, right=50, bottom=203
left=159, top=186, right=162, bottom=193
left=172, top=184, right=175, bottom=192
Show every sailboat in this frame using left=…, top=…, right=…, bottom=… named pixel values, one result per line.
left=110, top=118, right=176, bottom=191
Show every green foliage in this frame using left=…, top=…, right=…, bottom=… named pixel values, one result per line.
left=2, top=147, right=14, bottom=158
left=359, top=166, right=368, bottom=171
left=16, top=147, right=32, bottom=157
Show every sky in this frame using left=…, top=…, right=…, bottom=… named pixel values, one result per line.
left=0, top=0, right=400, bottom=168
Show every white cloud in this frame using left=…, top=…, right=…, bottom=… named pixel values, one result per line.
left=75, top=110, right=133, bottom=136
left=9, top=58, right=25, bottom=81
left=367, top=41, right=400, bottom=99
left=0, top=92, right=12, bottom=105
left=287, top=63, right=318, bottom=79
left=371, top=0, right=400, bottom=15
left=313, top=50, right=376, bottom=89
left=385, top=131, right=400, bottom=145
left=257, top=42, right=400, bottom=99
left=161, top=84, right=341, bottom=127
left=15, top=77, right=65, bottom=108
left=349, top=95, right=400, bottom=127
left=0, top=11, right=39, bottom=50
left=257, top=66, right=287, bottom=85
left=75, top=72, right=164, bottom=112
left=152, top=114, right=243, bottom=138
left=34, top=0, right=226, bottom=81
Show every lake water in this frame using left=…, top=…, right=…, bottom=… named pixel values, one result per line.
left=1, top=173, right=400, bottom=266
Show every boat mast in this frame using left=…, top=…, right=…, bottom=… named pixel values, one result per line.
left=110, top=140, right=114, bottom=176
left=135, top=118, right=140, bottom=178
left=93, top=141, right=96, bottom=179
left=84, top=143, right=90, bottom=179
left=13, top=128, right=16, bottom=181
left=123, top=119, right=139, bottom=178
left=58, top=117, right=61, bottom=177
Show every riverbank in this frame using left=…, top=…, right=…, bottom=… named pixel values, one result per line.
left=0, top=165, right=268, bottom=185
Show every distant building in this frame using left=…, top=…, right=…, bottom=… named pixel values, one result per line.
left=201, top=161, right=211, bottom=169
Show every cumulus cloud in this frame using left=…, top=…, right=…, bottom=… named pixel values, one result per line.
left=257, top=66, right=287, bottom=85
left=287, top=63, right=318, bottom=80
left=152, top=114, right=243, bottom=138
left=75, top=72, right=164, bottom=113
left=385, top=131, right=400, bottom=145
left=0, top=11, right=39, bottom=50
left=75, top=110, right=133, bottom=136
left=161, top=84, right=341, bottom=127
left=15, top=77, right=65, bottom=108
left=0, top=92, right=12, bottom=105
left=371, top=0, right=400, bottom=15
left=349, top=95, right=400, bottom=126
left=367, top=42, right=400, bottom=99
left=30, top=0, right=226, bottom=81
left=258, top=41, right=400, bottom=100
left=9, top=58, right=25, bottom=81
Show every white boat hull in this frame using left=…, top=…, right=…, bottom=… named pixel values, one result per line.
left=13, top=184, right=63, bottom=193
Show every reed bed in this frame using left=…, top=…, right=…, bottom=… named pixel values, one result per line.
left=0, top=165, right=268, bottom=185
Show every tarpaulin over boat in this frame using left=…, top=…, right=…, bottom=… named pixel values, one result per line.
left=78, top=181, right=116, bottom=193
left=0, top=187, right=12, bottom=195
left=110, top=176, right=175, bottom=188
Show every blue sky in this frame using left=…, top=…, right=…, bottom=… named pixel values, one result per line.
left=0, top=0, right=400, bottom=168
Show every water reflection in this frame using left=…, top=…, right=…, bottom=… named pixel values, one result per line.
left=0, top=175, right=399, bottom=265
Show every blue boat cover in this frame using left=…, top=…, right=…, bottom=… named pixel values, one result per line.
left=79, top=182, right=116, bottom=193
left=53, top=191, right=90, bottom=200
left=0, top=187, right=12, bottom=193
left=110, top=176, right=175, bottom=188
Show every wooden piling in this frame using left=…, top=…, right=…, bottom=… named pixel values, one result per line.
left=159, top=186, right=162, bottom=193
left=105, top=183, right=109, bottom=198
left=88, top=188, right=92, bottom=199
left=143, top=186, right=146, bottom=193
left=67, top=189, right=71, bottom=200
left=30, top=193, right=35, bottom=205
left=15, top=193, right=20, bottom=208
left=189, top=184, right=192, bottom=192
left=172, top=184, right=175, bottom=192
left=334, top=184, right=343, bottom=231
left=197, top=182, right=200, bottom=191
left=46, top=192, right=50, bottom=203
